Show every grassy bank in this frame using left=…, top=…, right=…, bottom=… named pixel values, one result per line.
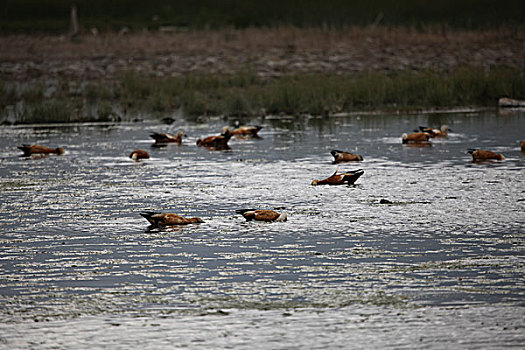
left=2, top=65, right=524, bottom=124
left=1, top=0, right=524, bottom=33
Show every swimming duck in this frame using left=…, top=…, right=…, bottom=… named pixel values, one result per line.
left=196, top=129, right=233, bottom=150
left=236, top=209, right=287, bottom=222
left=311, top=169, right=364, bottom=186
left=330, top=150, right=363, bottom=163
left=223, top=125, right=263, bottom=137
left=418, top=125, right=451, bottom=138
left=140, top=212, right=204, bottom=226
left=129, top=149, right=150, bottom=161
left=18, top=144, right=64, bottom=156
left=468, top=149, right=505, bottom=161
left=150, top=131, right=185, bottom=145
left=402, top=132, right=431, bottom=144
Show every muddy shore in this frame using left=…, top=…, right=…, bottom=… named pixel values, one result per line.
left=1, top=27, right=524, bottom=81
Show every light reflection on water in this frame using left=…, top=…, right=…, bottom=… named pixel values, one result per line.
left=0, top=110, right=524, bottom=348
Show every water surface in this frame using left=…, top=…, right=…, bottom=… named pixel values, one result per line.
left=0, top=110, right=524, bottom=348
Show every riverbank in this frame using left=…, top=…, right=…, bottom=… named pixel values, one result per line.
left=1, top=27, right=524, bottom=122
left=2, top=27, right=524, bottom=79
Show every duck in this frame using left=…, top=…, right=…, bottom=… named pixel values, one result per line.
left=236, top=209, right=287, bottom=222
left=521, top=140, right=525, bottom=151
left=402, top=132, right=431, bottom=144
left=311, top=169, right=364, bottom=186
left=223, top=125, right=263, bottom=138
left=196, top=128, right=233, bottom=150
left=330, top=150, right=363, bottom=163
left=150, top=131, right=185, bottom=145
left=140, top=212, right=204, bottom=226
left=468, top=149, right=505, bottom=161
left=418, top=125, right=451, bottom=138
left=129, top=149, right=150, bottom=161
left=18, top=144, right=64, bottom=156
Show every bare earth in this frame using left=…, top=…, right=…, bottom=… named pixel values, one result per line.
left=1, top=27, right=524, bottom=81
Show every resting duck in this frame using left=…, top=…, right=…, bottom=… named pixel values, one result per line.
left=150, top=131, right=185, bottom=145
left=402, top=132, right=431, bottom=144
left=129, top=149, right=150, bottom=161
left=330, top=150, right=363, bottom=163
left=196, top=129, right=233, bottom=150
left=223, top=125, right=263, bottom=138
left=236, top=209, right=287, bottom=222
left=468, top=149, right=505, bottom=161
left=418, top=125, right=451, bottom=138
left=18, top=144, right=64, bottom=156
left=140, top=212, right=204, bottom=226
left=311, top=169, right=364, bottom=186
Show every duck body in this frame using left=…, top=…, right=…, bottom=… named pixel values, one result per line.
left=521, top=140, right=525, bottom=151
left=196, top=129, right=233, bottom=150
left=140, top=212, right=204, bottom=226
left=402, top=132, right=430, bottom=144
left=330, top=150, right=363, bottom=163
left=129, top=149, right=150, bottom=161
left=468, top=149, right=505, bottom=161
left=418, top=125, right=450, bottom=138
left=236, top=209, right=287, bottom=222
left=150, top=131, right=185, bottom=145
left=225, top=125, right=263, bottom=137
left=18, top=144, right=64, bottom=156
left=311, top=169, right=364, bottom=186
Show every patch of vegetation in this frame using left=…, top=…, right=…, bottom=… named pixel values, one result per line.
left=0, top=80, right=121, bottom=124
left=2, top=65, right=524, bottom=124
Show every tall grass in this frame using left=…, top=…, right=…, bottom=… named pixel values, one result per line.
left=119, top=66, right=525, bottom=116
left=2, top=65, right=524, bottom=123
left=0, top=80, right=120, bottom=124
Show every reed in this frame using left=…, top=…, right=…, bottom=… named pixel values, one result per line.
left=1, top=65, right=524, bottom=123
left=119, top=66, right=525, bottom=115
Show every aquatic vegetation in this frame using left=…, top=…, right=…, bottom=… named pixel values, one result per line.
left=1, top=65, right=524, bottom=123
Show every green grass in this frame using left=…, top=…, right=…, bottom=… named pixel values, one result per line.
left=2, top=65, right=524, bottom=124
left=0, top=80, right=121, bottom=124
left=1, top=0, right=524, bottom=33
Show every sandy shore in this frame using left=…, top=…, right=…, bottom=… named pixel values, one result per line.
left=1, top=27, right=524, bottom=81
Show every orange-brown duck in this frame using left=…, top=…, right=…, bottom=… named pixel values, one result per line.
left=521, top=140, right=525, bottom=151
left=18, top=144, right=64, bottom=156
left=140, top=212, right=204, bottom=226
left=129, top=149, right=150, bottom=161
left=402, top=132, right=431, bottom=144
left=311, top=169, right=364, bottom=186
left=418, top=125, right=451, bottom=138
left=196, top=129, right=233, bottom=150
left=330, top=150, right=363, bottom=163
left=150, top=131, right=185, bottom=145
left=236, top=209, right=287, bottom=222
left=468, top=149, right=505, bottom=161
left=224, top=125, right=263, bottom=137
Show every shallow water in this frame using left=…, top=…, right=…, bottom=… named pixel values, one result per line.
left=0, top=110, right=524, bottom=349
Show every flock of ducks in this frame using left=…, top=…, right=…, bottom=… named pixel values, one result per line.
left=17, top=122, right=523, bottom=228
left=128, top=124, right=366, bottom=226
left=401, top=125, right=511, bottom=161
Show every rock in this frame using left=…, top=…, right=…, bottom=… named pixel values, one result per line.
left=498, top=97, right=525, bottom=108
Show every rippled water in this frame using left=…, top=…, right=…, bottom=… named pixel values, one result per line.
left=0, top=110, right=524, bottom=349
